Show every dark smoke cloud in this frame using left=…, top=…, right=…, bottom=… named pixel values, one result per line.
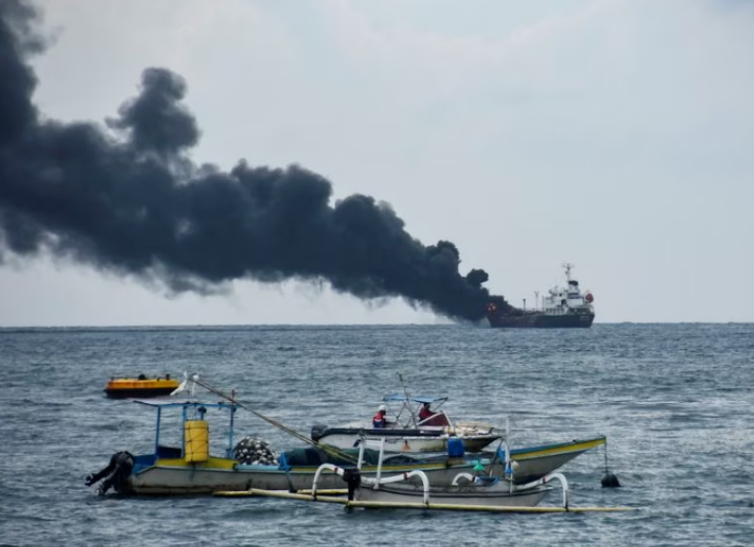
left=107, top=68, right=200, bottom=157
left=0, top=0, right=511, bottom=322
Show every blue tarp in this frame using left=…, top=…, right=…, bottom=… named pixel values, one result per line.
left=382, top=393, right=447, bottom=404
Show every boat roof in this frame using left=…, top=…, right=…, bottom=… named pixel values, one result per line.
left=382, top=393, right=447, bottom=405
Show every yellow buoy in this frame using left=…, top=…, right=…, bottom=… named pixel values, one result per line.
left=185, top=420, right=209, bottom=463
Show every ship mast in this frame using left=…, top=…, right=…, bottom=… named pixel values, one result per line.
left=563, top=262, right=575, bottom=282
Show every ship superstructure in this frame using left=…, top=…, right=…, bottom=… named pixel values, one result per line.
left=486, top=263, right=595, bottom=328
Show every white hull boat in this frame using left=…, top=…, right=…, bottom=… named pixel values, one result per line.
left=309, top=432, right=571, bottom=510
left=312, top=425, right=498, bottom=453
left=354, top=477, right=553, bottom=507
left=312, top=393, right=500, bottom=453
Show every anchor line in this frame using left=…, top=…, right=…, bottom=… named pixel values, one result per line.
left=190, top=376, right=359, bottom=464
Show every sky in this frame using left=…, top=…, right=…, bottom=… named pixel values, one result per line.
left=0, top=0, right=752, bottom=326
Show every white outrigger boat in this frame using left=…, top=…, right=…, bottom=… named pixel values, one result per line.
left=311, top=394, right=500, bottom=453
left=215, top=424, right=631, bottom=514
left=308, top=438, right=568, bottom=509
left=311, top=423, right=567, bottom=509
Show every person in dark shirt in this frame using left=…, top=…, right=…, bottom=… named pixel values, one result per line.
left=419, top=402, right=435, bottom=422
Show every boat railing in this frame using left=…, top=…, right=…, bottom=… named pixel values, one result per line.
left=356, top=434, right=385, bottom=471
left=450, top=472, right=475, bottom=486
left=515, top=472, right=570, bottom=509
left=310, top=462, right=432, bottom=504
left=311, top=463, right=347, bottom=497
left=365, top=470, right=431, bottom=502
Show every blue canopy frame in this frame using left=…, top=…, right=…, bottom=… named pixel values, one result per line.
left=133, top=399, right=239, bottom=459
left=382, top=393, right=448, bottom=405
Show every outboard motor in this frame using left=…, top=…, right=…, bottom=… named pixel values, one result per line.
left=341, top=468, right=362, bottom=501
left=85, top=451, right=135, bottom=495
left=310, top=424, right=328, bottom=443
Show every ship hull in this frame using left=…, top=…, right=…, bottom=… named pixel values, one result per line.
left=488, top=312, right=594, bottom=329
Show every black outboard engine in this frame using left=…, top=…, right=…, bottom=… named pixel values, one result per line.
left=310, top=424, right=328, bottom=443
left=85, top=451, right=135, bottom=495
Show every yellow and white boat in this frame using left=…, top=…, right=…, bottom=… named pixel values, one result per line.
left=85, top=399, right=609, bottom=496
left=104, top=375, right=179, bottom=398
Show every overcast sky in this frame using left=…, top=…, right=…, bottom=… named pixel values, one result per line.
left=1, top=0, right=752, bottom=326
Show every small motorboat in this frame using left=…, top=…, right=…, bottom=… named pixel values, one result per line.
left=311, top=394, right=501, bottom=453
left=104, top=374, right=179, bottom=398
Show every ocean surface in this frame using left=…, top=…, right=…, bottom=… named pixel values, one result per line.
left=1, top=323, right=753, bottom=546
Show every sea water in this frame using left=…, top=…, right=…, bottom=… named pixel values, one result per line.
left=1, top=323, right=753, bottom=546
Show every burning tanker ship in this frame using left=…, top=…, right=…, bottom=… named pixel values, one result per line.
left=485, top=263, right=595, bottom=328
left=0, top=3, right=591, bottom=331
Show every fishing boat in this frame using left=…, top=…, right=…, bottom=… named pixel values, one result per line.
left=312, top=394, right=501, bottom=453
left=347, top=472, right=557, bottom=508
left=84, top=398, right=608, bottom=496
left=306, top=435, right=569, bottom=510
left=103, top=375, right=179, bottom=398
left=216, top=432, right=628, bottom=514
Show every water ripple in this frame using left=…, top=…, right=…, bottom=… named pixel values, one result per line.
left=1, top=323, right=753, bottom=546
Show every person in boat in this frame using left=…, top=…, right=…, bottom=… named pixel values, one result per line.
left=85, top=451, right=135, bottom=495
left=372, top=404, right=389, bottom=428
left=418, top=402, right=436, bottom=422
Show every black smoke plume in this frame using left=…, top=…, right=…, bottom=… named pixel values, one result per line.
left=0, top=1, right=511, bottom=322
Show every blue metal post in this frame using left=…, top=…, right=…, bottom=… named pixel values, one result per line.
left=227, top=405, right=236, bottom=459
left=155, top=406, right=162, bottom=456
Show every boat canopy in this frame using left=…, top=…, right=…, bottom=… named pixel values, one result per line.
left=132, top=400, right=237, bottom=409
left=382, top=394, right=448, bottom=405
left=132, top=399, right=239, bottom=460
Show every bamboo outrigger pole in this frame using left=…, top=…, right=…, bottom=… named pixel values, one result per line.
left=188, top=375, right=360, bottom=464
left=213, top=488, right=634, bottom=513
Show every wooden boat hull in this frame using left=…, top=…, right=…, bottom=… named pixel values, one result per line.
left=314, top=428, right=500, bottom=453
left=126, top=458, right=477, bottom=495
left=104, top=378, right=179, bottom=399
left=105, top=387, right=177, bottom=398
left=124, top=436, right=605, bottom=495
left=355, top=483, right=551, bottom=507
left=495, top=436, right=606, bottom=484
